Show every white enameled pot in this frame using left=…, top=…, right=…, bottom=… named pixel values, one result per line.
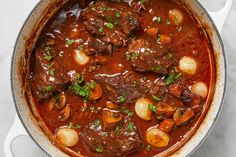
left=5, top=0, right=232, bottom=156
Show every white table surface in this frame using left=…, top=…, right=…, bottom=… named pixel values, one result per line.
left=0, top=0, right=235, bottom=157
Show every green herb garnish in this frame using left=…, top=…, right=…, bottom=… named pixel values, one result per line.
left=93, top=119, right=101, bottom=128
left=149, top=104, right=158, bottom=112
left=65, top=39, right=75, bottom=46
left=44, top=55, right=53, bottom=61
left=166, top=19, right=171, bottom=25
left=115, top=11, right=121, bottom=18
left=118, top=96, right=126, bottom=103
left=90, top=106, right=95, bottom=113
left=126, top=53, right=131, bottom=61
left=96, top=145, right=103, bottom=153
left=49, top=69, right=54, bottom=76
left=106, top=22, right=114, bottom=29
left=166, top=72, right=182, bottom=85
left=127, top=123, right=134, bottom=131
left=167, top=52, right=173, bottom=59
left=99, top=27, right=104, bottom=33
left=77, top=45, right=84, bottom=51
left=155, top=17, right=162, bottom=24
left=152, top=95, right=161, bottom=101
left=146, top=145, right=151, bottom=151
left=43, top=85, right=53, bottom=92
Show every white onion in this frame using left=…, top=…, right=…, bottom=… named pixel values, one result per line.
left=56, top=128, right=79, bottom=147
left=192, top=81, right=208, bottom=98
left=169, top=9, right=184, bottom=25
left=146, top=128, right=170, bottom=148
left=135, top=98, right=153, bottom=121
left=74, top=49, right=90, bottom=65
left=179, top=56, right=197, bottom=75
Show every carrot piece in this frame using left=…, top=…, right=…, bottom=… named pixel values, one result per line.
left=146, top=28, right=159, bottom=37
left=160, top=35, right=171, bottom=44
left=158, top=119, right=175, bottom=133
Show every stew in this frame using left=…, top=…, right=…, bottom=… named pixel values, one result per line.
left=28, top=0, right=215, bottom=156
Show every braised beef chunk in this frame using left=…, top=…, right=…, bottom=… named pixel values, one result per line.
left=95, top=72, right=146, bottom=104
left=30, top=42, right=70, bottom=101
left=81, top=118, right=142, bottom=157
left=131, top=1, right=146, bottom=14
left=128, top=38, right=174, bottom=75
left=87, top=38, right=112, bottom=55
left=82, top=1, right=140, bottom=54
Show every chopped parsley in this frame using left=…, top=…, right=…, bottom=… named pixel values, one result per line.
left=93, top=119, right=101, bottom=128
left=167, top=52, right=173, bottom=59
left=99, top=27, right=104, bottom=33
left=44, top=55, right=53, bottom=61
left=115, top=11, right=121, bottom=18
left=134, top=52, right=139, bottom=59
left=166, top=72, right=182, bottom=85
left=77, top=74, right=85, bottom=84
left=65, top=39, right=75, bottom=46
left=96, top=145, right=103, bottom=153
left=89, top=82, right=95, bottom=89
left=149, top=104, right=158, bottom=112
left=155, top=17, right=162, bottom=24
left=118, top=96, right=126, bottom=103
left=77, top=45, right=84, bottom=51
left=146, top=145, right=151, bottom=151
left=152, top=95, right=161, bottom=101
left=126, top=53, right=131, bottom=61
left=127, top=123, right=135, bottom=131
left=140, top=0, right=146, bottom=3
left=122, top=109, right=134, bottom=117
left=49, top=69, right=55, bottom=76
left=115, top=126, right=121, bottom=133
left=71, top=83, right=91, bottom=99
left=89, top=106, right=95, bottom=113
left=106, top=22, right=114, bottom=29
left=68, top=122, right=82, bottom=129
left=155, top=65, right=162, bottom=71
left=43, top=85, right=53, bottom=92
left=156, top=115, right=163, bottom=120
left=166, top=19, right=171, bottom=25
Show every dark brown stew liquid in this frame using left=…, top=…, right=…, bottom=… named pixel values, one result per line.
left=29, top=0, right=214, bottom=156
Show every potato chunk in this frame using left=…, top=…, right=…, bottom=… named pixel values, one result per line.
left=146, top=128, right=170, bottom=148
left=179, top=56, right=197, bottom=75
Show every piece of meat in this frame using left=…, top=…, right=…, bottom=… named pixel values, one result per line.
left=87, top=38, right=112, bottom=55
left=128, top=38, right=174, bottom=75
left=81, top=118, right=142, bottom=157
left=30, top=42, right=70, bottom=101
left=169, top=83, right=183, bottom=98
left=131, top=1, right=146, bottom=14
left=95, top=72, right=146, bottom=104
left=82, top=1, right=140, bottom=54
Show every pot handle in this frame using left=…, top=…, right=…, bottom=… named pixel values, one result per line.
left=4, top=116, right=28, bottom=157
left=207, top=0, right=232, bottom=33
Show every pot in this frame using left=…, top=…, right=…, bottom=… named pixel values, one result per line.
left=6, top=0, right=232, bottom=156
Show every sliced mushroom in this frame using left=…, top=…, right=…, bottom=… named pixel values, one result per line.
left=146, top=128, right=170, bottom=148
left=102, top=110, right=123, bottom=131
left=156, top=103, right=175, bottom=118
left=58, top=104, right=71, bottom=122
left=47, top=92, right=67, bottom=111
left=56, top=127, right=79, bottom=147
left=89, top=83, right=103, bottom=100
left=169, top=9, right=184, bottom=25
left=173, top=108, right=195, bottom=126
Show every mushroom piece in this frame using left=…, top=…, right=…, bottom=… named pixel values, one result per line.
left=89, top=83, right=103, bottom=100
left=56, top=127, right=79, bottom=147
left=102, top=110, right=123, bottom=131
left=146, top=128, right=170, bottom=148
left=156, top=103, right=175, bottom=118
left=173, top=108, right=195, bottom=126
left=135, top=98, right=153, bottom=121
left=179, top=56, right=197, bottom=75
left=58, top=104, right=71, bottom=122
left=106, top=101, right=118, bottom=110
left=191, top=81, right=208, bottom=98
left=47, top=92, right=67, bottom=111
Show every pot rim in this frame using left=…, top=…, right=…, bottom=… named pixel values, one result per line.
left=10, top=0, right=227, bottom=157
